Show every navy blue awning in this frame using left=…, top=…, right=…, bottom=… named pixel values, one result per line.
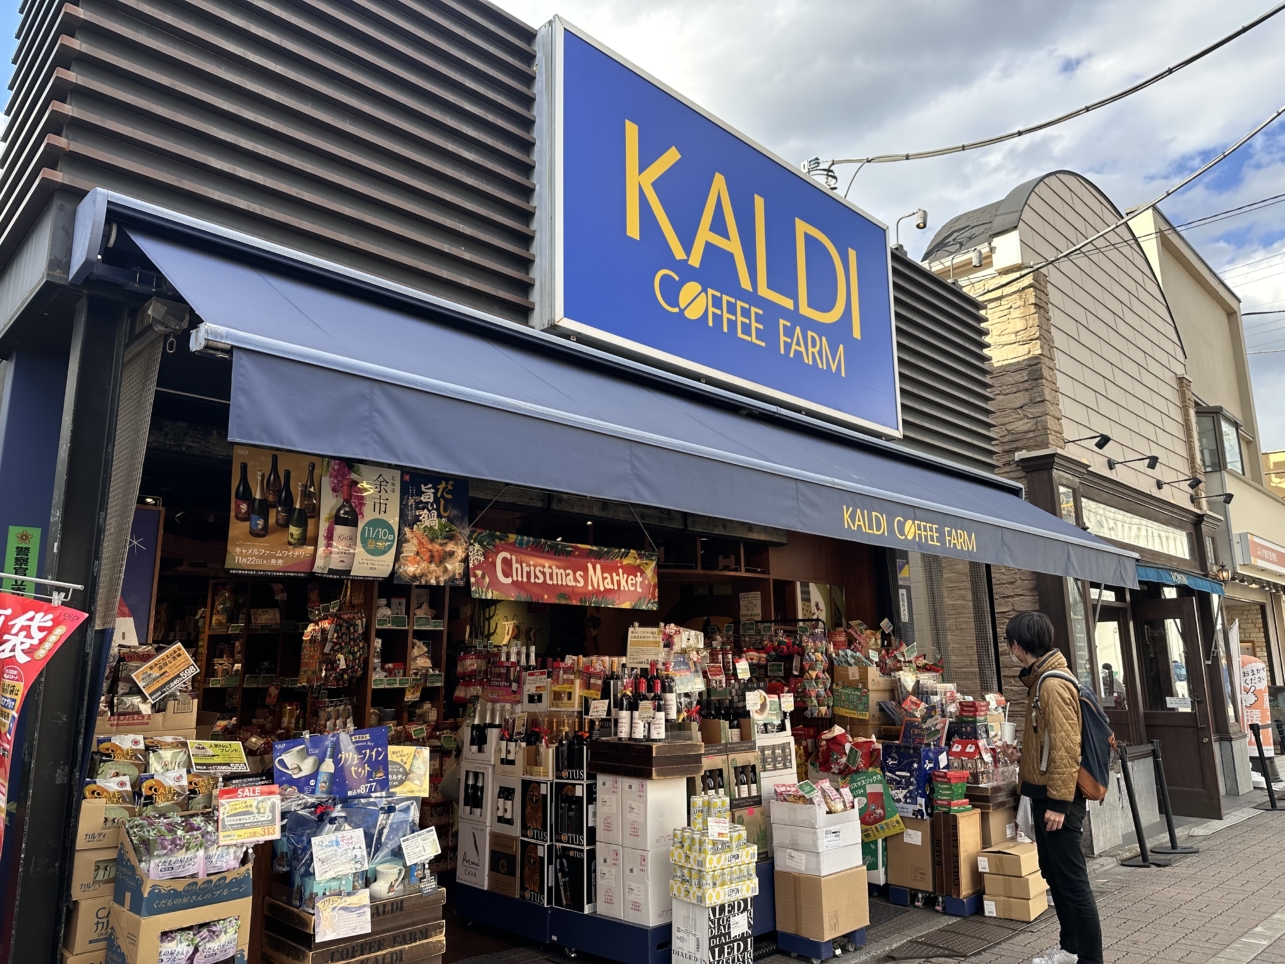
left=127, top=229, right=1138, bottom=588
left=1136, top=565, right=1224, bottom=596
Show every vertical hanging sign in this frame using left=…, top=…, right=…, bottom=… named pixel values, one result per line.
left=2, top=527, right=41, bottom=596
left=394, top=473, right=469, bottom=586
left=314, top=460, right=401, bottom=579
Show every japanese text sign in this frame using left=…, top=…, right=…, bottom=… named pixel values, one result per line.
left=217, top=784, right=281, bottom=845
left=535, top=20, right=898, bottom=434
left=395, top=472, right=468, bottom=586
left=131, top=642, right=199, bottom=706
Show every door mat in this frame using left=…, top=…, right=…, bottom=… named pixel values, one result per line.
left=868, top=899, right=912, bottom=929
left=884, top=910, right=1047, bottom=959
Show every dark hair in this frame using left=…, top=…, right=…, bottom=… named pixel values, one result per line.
left=1005, top=611, right=1055, bottom=657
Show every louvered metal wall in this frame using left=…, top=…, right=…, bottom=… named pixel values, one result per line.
left=892, top=251, right=996, bottom=473
left=2, top=0, right=538, bottom=321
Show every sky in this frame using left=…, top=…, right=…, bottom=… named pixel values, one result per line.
left=4, top=3, right=1284, bottom=443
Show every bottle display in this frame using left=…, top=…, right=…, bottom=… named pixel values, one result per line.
left=233, top=462, right=252, bottom=522
left=266, top=453, right=282, bottom=508
left=329, top=480, right=359, bottom=573
left=248, top=470, right=269, bottom=538
left=275, top=468, right=294, bottom=528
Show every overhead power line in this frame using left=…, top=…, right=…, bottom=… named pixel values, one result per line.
left=814, top=0, right=1285, bottom=192
left=976, top=102, right=1285, bottom=297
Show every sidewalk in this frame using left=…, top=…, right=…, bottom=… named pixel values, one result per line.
left=886, top=794, right=1285, bottom=964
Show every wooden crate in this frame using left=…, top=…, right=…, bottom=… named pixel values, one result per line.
left=588, top=737, right=703, bottom=778
left=261, top=889, right=446, bottom=964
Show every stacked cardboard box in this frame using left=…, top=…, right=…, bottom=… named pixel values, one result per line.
left=458, top=762, right=497, bottom=890
left=978, top=841, right=1047, bottom=921
left=672, top=897, right=755, bottom=964
left=770, top=800, right=870, bottom=942
left=930, top=810, right=983, bottom=899
left=65, top=798, right=126, bottom=964
left=595, top=775, right=685, bottom=925
left=886, top=817, right=932, bottom=892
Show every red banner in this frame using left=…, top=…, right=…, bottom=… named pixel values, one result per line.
left=468, top=531, right=658, bottom=610
left=0, top=592, right=89, bottom=853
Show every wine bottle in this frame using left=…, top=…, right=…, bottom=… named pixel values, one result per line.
left=248, top=470, right=269, bottom=538
left=614, top=684, right=632, bottom=740
left=662, top=670, right=677, bottom=722
left=276, top=469, right=294, bottom=528
left=330, top=480, right=359, bottom=573
left=266, top=453, right=282, bottom=507
left=630, top=674, right=647, bottom=741
left=233, top=462, right=252, bottom=522
left=315, top=741, right=336, bottom=795
left=302, top=462, right=319, bottom=518
left=736, top=765, right=749, bottom=800
left=288, top=481, right=309, bottom=547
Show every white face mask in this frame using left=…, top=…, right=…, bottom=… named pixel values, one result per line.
left=1008, top=644, right=1023, bottom=666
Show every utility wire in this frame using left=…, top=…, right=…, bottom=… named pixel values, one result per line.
left=821, top=1, right=1285, bottom=183
left=974, top=102, right=1285, bottom=298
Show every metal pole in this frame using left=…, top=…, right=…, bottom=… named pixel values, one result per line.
left=1119, top=743, right=1170, bottom=868
left=1148, top=740, right=1198, bottom=855
left=1251, top=724, right=1282, bottom=812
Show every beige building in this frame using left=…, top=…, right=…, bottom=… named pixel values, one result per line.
left=1264, top=450, right=1285, bottom=501
left=1130, top=208, right=1285, bottom=684
left=923, top=170, right=1252, bottom=836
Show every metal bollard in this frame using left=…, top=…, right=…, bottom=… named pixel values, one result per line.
left=1119, top=743, right=1170, bottom=868
left=1148, top=740, right=1198, bottom=855
left=1251, top=724, right=1283, bottom=813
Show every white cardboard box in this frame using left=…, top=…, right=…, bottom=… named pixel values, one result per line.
left=620, top=777, right=687, bottom=850
left=462, top=723, right=501, bottom=764
left=623, top=846, right=673, bottom=926
left=773, top=843, right=864, bottom=876
left=458, top=825, right=489, bottom=889
left=672, top=896, right=754, bottom=964
left=597, top=875, right=624, bottom=920
left=597, top=775, right=622, bottom=845
left=493, top=774, right=521, bottom=836
left=770, top=821, right=863, bottom=853
left=461, top=763, right=497, bottom=827
left=769, top=799, right=861, bottom=830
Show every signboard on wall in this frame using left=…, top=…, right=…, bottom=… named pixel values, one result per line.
left=225, top=445, right=321, bottom=574
left=468, top=531, right=658, bottom=610
left=395, top=472, right=468, bottom=586
left=534, top=19, right=899, bottom=435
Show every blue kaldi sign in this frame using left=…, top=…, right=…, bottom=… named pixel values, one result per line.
left=535, top=19, right=899, bottom=435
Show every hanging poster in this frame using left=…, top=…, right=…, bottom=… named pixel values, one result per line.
left=225, top=445, right=322, bottom=574
left=468, top=531, right=658, bottom=609
left=394, top=472, right=468, bottom=586
left=0, top=592, right=89, bottom=853
left=313, top=460, right=401, bottom=579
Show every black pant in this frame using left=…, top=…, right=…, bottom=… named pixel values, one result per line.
left=1032, top=794, right=1102, bottom=964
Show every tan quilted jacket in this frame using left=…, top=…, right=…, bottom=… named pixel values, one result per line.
left=1018, top=650, right=1081, bottom=808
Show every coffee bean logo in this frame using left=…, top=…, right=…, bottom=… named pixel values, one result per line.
left=679, top=281, right=706, bottom=319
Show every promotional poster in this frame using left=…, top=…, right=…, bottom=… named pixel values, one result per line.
left=468, top=531, right=658, bottom=609
left=394, top=472, right=468, bottom=586
left=313, top=459, right=401, bottom=579
left=225, top=445, right=321, bottom=574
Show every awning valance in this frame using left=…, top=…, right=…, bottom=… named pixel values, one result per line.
left=1136, top=565, right=1224, bottom=596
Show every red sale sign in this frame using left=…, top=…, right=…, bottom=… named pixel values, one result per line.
left=0, top=592, right=89, bottom=852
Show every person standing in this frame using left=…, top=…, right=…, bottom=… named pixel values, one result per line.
left=1006, top=611, right=1103, bottom=964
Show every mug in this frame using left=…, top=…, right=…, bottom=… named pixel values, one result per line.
left=275, top=743, right=319, bottom=777
left=369, top=863, right=406, bottom=900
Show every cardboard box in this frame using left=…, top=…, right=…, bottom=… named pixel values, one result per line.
left=521, top=778, right=554, bottom=842
left=461, top=763, right=497, bottom=826
left=768, top=799, right=861, bottom=830
left=623, top=846, right=673, bottom=926
left=731, top=804, right=770, bottom=861
left=672, top=896, right=754, bottom=964
left=620, top=777, right=686, bottom=850
left=94, top=698, right=198, bottom=737
left=463, top=724, right=501, bottom=764
left=980, top=807, right=1018, bottom=848
left=106, top=896, right=251, bottom=964
left=774, top=866, right=869, bottom=941
left=521, top=840, right=555, bottom=906
left=75, top=801, right=125, bottom=852
left=487, top=833, right=519, bottom=898
left=597, top=874, right=624, bottom=920
left=554, top=778, right=597, bottom=846
left=597, top=775, right=622, bottom=845
left=113, top=841, right=253, bottom=916
left=494, top=774, right=521, bottom=836
left=832, top=666, right=894, bottom=689
left=774, top=844, right=863, bottom=877
left=70, top=848, right=120, bottom=901
left=689, top=748, right=732, bottom=802
left=458, top=825, right=488, bottom=889
left=977, top=841, right=1039, bottom=878
left=727, top=746, right=761, bottom=804
left=771, top=820, right=862, bottom=853
left=64, top=897, right=113, bottom=955
left=886, top=817, right=932, bottom=891
left=931, top=809, right=982, bottom=898
left=984, top=891, right=1049, bottom=922
left=63, top=950, right=106, bottom=964
left=555, top=844, right=597, bottom=914
left=984, top=870, right=1048, bottom=900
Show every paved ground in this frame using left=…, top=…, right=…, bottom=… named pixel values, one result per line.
left=881, top=796, right=1285, bottom=964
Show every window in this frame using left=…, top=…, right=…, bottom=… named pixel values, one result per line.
left=1094, top=618, right=1128, bottom=710
left=1058, top=486, right=1077, bottom=525
left=1066, top=578, right=1093, bottom=689
left=1081, top=498, right=1193, bottom=559
left=1221, top=419, right=1244, bottom=474
left=1197, top=414, right=1220, bottom=472
left=1197, top=409, right=1245, bottom=474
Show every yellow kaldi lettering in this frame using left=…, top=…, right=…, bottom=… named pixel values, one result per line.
left=689, top=173, right=752, bottom=292
left=754, top=195, right=794, bottom=310
left=795, top=219, right=846, bottom=324
left=625, top=120, right=686, bottom=260
left=848, top=248, right=861, bottom=340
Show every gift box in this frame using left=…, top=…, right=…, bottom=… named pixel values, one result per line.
left=881, top=744, right=948, bottom=820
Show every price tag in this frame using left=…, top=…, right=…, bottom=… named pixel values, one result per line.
left=767, top=660, right=785, bottom=678
left=707, top=817, right=729, bottom=839
left=738, top=591, right=762, bottom=621
left=187, top=740, right=250, bottom=774
left=779, top=693, right=795, bottom=713
left=903, top=642, right=918, bottom=659
left=903, top=829, right=922, bottom=846
left=744, top=690, right=766, bottom=715
left=217, top=785, right=281, bottom=846
left=315, top=890, right=372, bottom=943
left=637, top=702, right=655, bottom=720
left=879, top=618, right=894, bottom=634
left=131, top=642, right=199, bottom=706
left=734, top=658, right=750, bottom=680
left=400, top=826, right=442, bottom=865
left=706, top=664, right=725, bottom=684
left=626, top=627, right=664, bottom=667
left=312, top=828, right=368, bottom=881
left=587, top=699, right=610, bottom=720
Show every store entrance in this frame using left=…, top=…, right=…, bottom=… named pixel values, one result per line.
left=1131, top=596, right=1223, bottom=818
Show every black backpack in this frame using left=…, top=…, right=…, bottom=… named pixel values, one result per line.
left=1032, top=670, right=1116, bottom=801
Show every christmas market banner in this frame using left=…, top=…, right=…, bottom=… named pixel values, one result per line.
left=394, top=472, right=468, bottom=586
left=313, top=459, right=401, bottom=579
left=225, top=445, right=321, bottom=573
left=0, top=592, right=89, bottom=852
left=468, top=531, right=658, bottom=609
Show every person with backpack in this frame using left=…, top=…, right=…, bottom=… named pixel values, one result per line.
left=1007, top=611, right=1103, bottom=964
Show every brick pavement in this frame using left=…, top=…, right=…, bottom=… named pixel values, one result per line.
left=906, top=807, right=1285, bottom=964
